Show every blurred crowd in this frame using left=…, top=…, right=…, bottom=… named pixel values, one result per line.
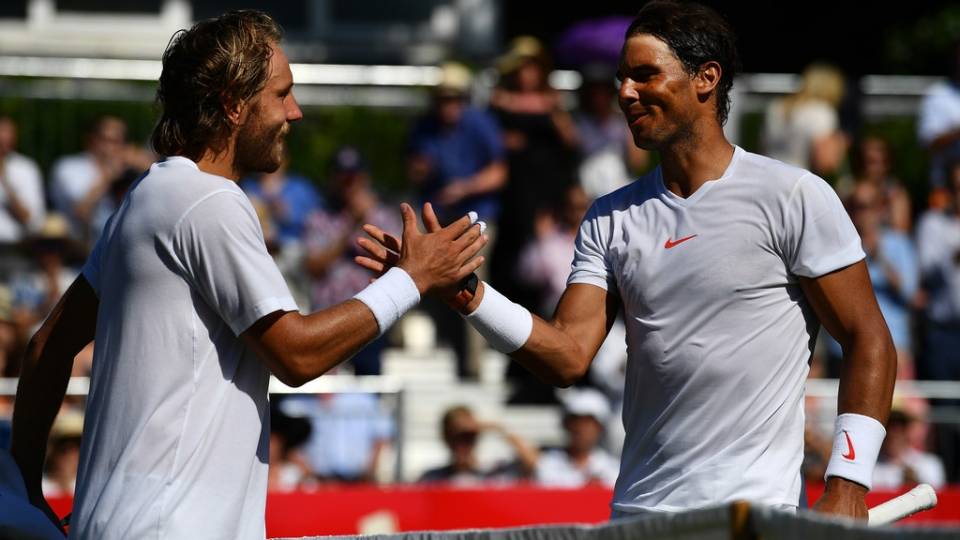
left=1, top=35, right=960, bottom=495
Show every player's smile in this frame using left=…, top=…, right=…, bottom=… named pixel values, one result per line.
left=618, top=34, right=696, bottom=149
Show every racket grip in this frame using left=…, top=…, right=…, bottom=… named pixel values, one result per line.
left=868, top=483, right=937, bottom=526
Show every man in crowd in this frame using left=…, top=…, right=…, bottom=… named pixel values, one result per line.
left=419, top=404, right=538, bottom=485
left=11, top=11, right=485, bottom=539
left=0, top=116, right=45, bottom=245
left=360, top=0, right=895, bottom=518
left=534, top=389, right=619, bottom=488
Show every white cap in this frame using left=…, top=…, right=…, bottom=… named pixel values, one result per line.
left=559, top=388, right=610, bottom=423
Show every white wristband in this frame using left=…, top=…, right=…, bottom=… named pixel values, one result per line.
left=824, top=413, right=886, bottom=490
left=353, top=267, right=420, bottom=336
left=464, top=281, right=532, bottom=353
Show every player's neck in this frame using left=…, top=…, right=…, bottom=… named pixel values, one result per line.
left=196, top=140, right=241, bottom=181
left=659, top=123, right=733, bottom=199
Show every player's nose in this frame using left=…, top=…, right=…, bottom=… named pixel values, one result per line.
left=287, top=93, right=303, bottom=122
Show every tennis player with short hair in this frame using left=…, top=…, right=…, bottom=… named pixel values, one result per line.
left=10, top=10, right=484, bottom=539
left=360, top=0, right=896, bottom=519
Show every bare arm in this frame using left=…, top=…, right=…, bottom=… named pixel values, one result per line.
left=481, top=422, right=540, bottom=476
left=801, top=260, right=897, bottom=518
left=246, top=203, right=486, bottom=387
left=436, top=161, right=507, bottom=206
left=11, top=275, right=98, bottom=529
left=505, top=283, right=618, bottom=387
left=357, top=206, right=616, bottom=388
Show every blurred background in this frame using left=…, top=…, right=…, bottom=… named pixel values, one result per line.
left=1, top=0, right=960, bottom=535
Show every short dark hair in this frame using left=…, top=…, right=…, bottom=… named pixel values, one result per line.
left=151, top=10, right=282, bottom=160
left=625, top=0, right=739, bottom=125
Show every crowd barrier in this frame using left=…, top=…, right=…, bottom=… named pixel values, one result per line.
left=45, top=485, right=960, bottom=538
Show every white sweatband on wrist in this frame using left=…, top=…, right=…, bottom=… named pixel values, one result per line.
left=353, top=267, right=420, bottom=336
left=464, top=281, right=533, bottom=353
left=824, top=413, right=886, bottom=490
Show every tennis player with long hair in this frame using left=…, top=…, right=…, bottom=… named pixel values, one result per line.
left=10, top=10, right=485, bottom=539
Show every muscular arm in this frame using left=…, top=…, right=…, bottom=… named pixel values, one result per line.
left=11, top=275, right=98, bottom=524
left=242, top=301, right=379, bottom=387
left=357, top=206, right=615, bottom=388
left=801, top=260, right=897, bottom=516
left=248, top=203, right=485, bottom=387
left=461, top=282, right=618, bottom=387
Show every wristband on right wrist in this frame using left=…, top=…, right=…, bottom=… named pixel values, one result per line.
left=352, top=267, right=421, bottom=336
left=824, top=413, right=886, bottom=490
left=463, top=281, right=532, bottom=354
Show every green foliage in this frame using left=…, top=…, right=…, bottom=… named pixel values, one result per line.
left=884, top=5, right=960, bottom=74
left=0, top=97, right=417, bottom=197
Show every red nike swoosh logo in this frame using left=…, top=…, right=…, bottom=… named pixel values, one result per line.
left=664, top=234, right=698, bottom=249
left=841, top=430, right=856, bottom=460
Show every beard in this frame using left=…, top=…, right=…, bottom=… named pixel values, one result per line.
left=233, top=104, right=286, bottom=176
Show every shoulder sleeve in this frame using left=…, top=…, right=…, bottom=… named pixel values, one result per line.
left=780, top=174, right=864, bottom=278
left=172, top=190, right=297, bottom=335
left=567, top=199, right=615, bottom=290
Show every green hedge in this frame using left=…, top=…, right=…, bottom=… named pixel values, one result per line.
left=0, top=97, right=418, bottom=197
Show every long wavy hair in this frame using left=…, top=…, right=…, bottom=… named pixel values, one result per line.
left=150, top=10, right=282, bottom=160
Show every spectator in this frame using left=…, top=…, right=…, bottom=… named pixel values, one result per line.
left=41, top=410, right=84, bottom=497
left=762, top=63, right=849, bottom=177
left=842, top=182, right=919, bottom=380
left=490, top=37, right=578, bottom=401
left=408, top=62, right=506, bottom=232
left=842, top=136, right=912, bottom=233
left=408, top=62, right=506, bottom=377
left=419, top=405, right=537, bottom=485
left=279, top=393, right=394, bottom=484
left=490, top=37, right=578, bottom=311
left=873, top=409, right=946, bottom=490
left=303, top=147, right=400, bottom=375
left=916, top=160, right=960, bottom=382
left=517, top=184, right=590, bottom=316
left=10, top=214, right=82, bottom=332
left=268, top=406, right=313, bottom=492
left=49, top=116, right=152, bottom=246
left=573, top=65, right=648, bottom=199
left=917, top=159, right=960, bottom=482
left=917, top=40, right=960, bottom=200
left=0, top=116, right=45, bottom=245
left=535, top=389, right=619, bottom=488
left=240, top=153, right=323, bottom=249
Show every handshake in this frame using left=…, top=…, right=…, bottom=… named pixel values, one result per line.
left=353, top=202, right=488, bottom=315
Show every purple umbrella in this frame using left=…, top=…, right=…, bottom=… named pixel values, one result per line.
left=554, top=16, right=633, bottom=68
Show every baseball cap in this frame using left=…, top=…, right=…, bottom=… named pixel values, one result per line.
left=559, top=388, right=610, bottom=423
left=434, top=62, right=472, bottom=98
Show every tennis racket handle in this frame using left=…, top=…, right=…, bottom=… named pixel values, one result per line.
left=868, top=483, right=938, bottom=526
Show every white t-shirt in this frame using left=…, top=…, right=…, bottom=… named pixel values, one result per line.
left=535, top=448, right=620, bottom=488
left=50, top=153, right=115, bottom=241
left=73, top=156, right=297, bottom=540
left=568, top=146, right=863, bottom=513
left=0, top=152, right=45, bottom=242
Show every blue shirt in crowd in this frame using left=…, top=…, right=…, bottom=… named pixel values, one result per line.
left=827, top=229, right=918, bottom=355
left=240, top=173, right=324, bottom=246
left=408, top=107, right=505, bottom=222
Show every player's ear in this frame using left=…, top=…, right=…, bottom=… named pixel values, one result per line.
left=222, top=93, right=245, bottom=126
left=695, top=61, right=722, bottom=100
